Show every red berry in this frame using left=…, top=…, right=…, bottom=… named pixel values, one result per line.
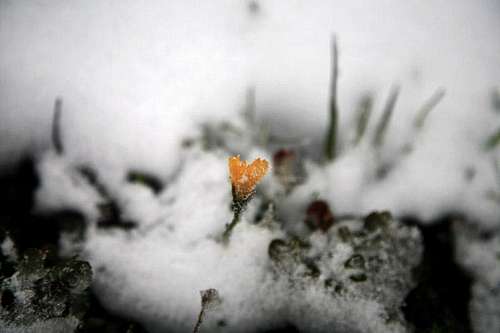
left=304, top=200, right=334, bottom=231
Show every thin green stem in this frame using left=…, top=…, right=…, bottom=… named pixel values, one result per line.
left=492, top=87, right=500, bottom=112
left=414, top=88, right=445, bottom=129
left=222, top=205, right=242, bottom=242
left=372, top=86, right=400, bottom=148
left=493, top=157, right=500, bottom=189
left=484, top=127, right=500, bottom=151
left=353, top=94, right=373, bottom=146
left=52, top=97, right=64, bottom=155
left=324, top=35, right=339, bottom=161
left=244, top=87, right=256, bottom=126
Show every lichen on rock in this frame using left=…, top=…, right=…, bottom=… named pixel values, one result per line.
left=0, top=234, right=92, bottom=333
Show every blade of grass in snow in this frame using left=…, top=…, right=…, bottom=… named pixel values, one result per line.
left=492, top=87, right=500, bottom=112
left=257, top=122, right=271, bottom=146
left=484, top=157, right=500, bottom=204
left=324, top=36, right=338, bottom=161
left=244, top=87, right=269, bottom=146
left=493, top=157, right=500, bottom=188
left=400, top=88, right=445, bottom=155
left=413, top=88, right=446, bottom=129
left=484, top=128, right=500, bottom=151
left=372, top=86, right=400, bottom=148
left=243, top=87, right=256, bottom=127
left=353, top=94, right=373, bottom=146
left=51, top=97, right=63, bottom=155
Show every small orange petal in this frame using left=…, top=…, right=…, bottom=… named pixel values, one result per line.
left=247, top=158, right=268, bottom=183
left=228, top=155, right=269, bottom=200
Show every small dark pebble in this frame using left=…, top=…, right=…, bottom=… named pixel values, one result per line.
left=344, top=254, right=365, bottom=270
left=268, top=239, right=290, bottom=262
left=364, top=211, right=391, bottom=232
left=349, top=273, right=368, bottom=282
left=337, top=226, right=351, bottom=242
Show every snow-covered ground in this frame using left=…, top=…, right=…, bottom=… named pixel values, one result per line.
left=34, top=145, right=424, bottom=332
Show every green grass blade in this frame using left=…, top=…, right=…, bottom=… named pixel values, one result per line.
left=324, top=36, right=339, bottom=161
left=414, top=88, right=445, bottom=129
left=243, top=86, right=256, bottom=126
left=492, top=87, right=500, bottom=112
left=484, top=128, right=500, bottom=151
left=51, top=97, right=64, bottom=155
left=353, top=94, right=373, bottom=146
left=372, top=86, right=399, bottom=148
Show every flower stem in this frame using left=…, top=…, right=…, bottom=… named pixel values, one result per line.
left=222, top=205, right=242, bottom=243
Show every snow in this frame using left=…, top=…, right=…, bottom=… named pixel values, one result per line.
left=0, top=0, right=250, bottom=174
left=0, top=236, right=18, bottom=263
left=35, top=151, right=102, bottom=218
left=2, top=0, right=499, bottom=226
left=33, top=111, right=498, bottom=331
left=1, top=0, right=499, bottom=331
left=455, top=222, right=500, bottom=333
left=33, top=142, right=423, bottom=332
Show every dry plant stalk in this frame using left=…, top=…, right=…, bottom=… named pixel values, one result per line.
left=192, top=289, right=221, bottom=333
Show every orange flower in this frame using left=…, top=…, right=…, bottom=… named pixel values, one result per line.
left=228, top=155, right=269, bottom=200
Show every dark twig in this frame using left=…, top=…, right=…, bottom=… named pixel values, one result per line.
left=193, top=307, right=205, bottom=333
left=193, top=289, right=220, bottom=333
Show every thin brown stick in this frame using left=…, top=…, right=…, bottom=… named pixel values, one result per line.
left=192, top=308, right=205, bottom=333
